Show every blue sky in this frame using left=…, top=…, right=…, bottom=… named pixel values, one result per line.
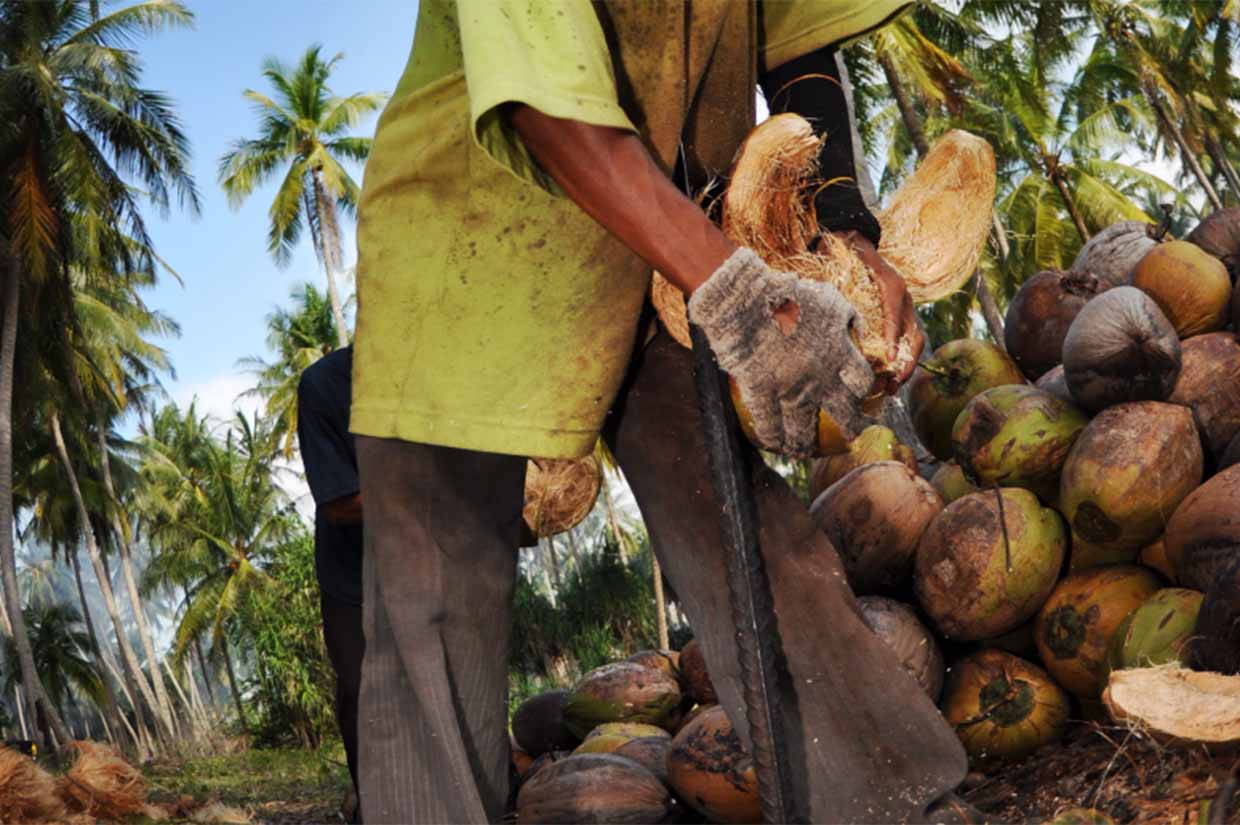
left=135, top=0, right=419, bottom=422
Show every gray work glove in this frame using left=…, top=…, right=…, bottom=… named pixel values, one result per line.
left=687, top=247, right=876, bottom=458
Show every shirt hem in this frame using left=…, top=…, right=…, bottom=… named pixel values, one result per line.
left=350, top=405, right=599, bottom=460
left=762, top=3, right=913, bottom=71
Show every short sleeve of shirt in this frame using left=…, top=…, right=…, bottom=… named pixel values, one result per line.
left=297, top=361, right=359, bottom=509
left=761, top=1, right=912, bottom=73
left=456, top=0, right=638, bottom=192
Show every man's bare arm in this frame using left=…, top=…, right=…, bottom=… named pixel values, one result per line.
left=322, top=493, right=363, bottom=526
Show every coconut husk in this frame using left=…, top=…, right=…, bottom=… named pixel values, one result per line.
left=523, top=455, right=601, bottom=538
left=189, top=801, right=253, bottom=824
left=650, top=272, right=692, bottom=348
left=0, top=746, right=65, bottom=823
left=59, top=740, right=146, bottom=821
left=1103, top=664, right=1240, bottom=746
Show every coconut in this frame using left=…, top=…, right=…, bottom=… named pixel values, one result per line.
left=876, top=129, right=998, bottom=303
left=677, top=639, right=716, bottom=706
left=1191, top=558, right=1240, bottom=674
left=975, top=620, right=1040, bottom=660
left=808, top=425, right=918, bottom=501
left=580, top=722, right=670, bottom=752
left=612, top=737, right=672, bottom=786
left=1034, top=565, right=1162, bottom=698
left=562, top=663, right=682, bottom=738
left=1168, top=332, right=1240, bottom=465
left=909, top=340, right=1026, bottom=460
left=522, top=750, right=573, bottom=785
left=1222, top=432, right=1240, bottom=473
left=513, top=690, right=581, bottom=757
left=1106, top=588, right=1204, bottom=673
left=1103, top=665, right=1240, bottom=746
left=524, top=456, right=602, bottom=538
left=1187, top=206, right=1240, bottom=281
left=512, top=740, right=535, bottom=778
left=952, top=385, right=1088, bottom=500
left=940, top=649, right=1070, bottom=765
left=1137, top=537, right=1176, bottom=582
left=730, top=375, right=862, bottom=458
left=1131, top=241, right=1232, bottom=337
left=1004, top=270, right=1107, bottom=380
left=1035, top=364, right=1073, bottom=404
left=1165, top=463, right=1240, bottom=593
left=810, top=461, right=943, bottom=594
left=516, top=753, right=671, bottom=824
left=914, top=488, right=1066, bottom=641
left=1061, top=287, right=1182, bottom=412
left=1048, top=809, right=1116, bottom=825
left=857, top=596, right=945, bottom=700
left=931, top=462, right=980, bottom=504
left=667, top=706, right=760, bottom=824
left=1071, top=219, right=1168, bottom=289
left=625, top=650, right=681, bottom=686
left=1059, top=402, right=1203, bottom=568
left=1233, top=279, right=1240, bottom=328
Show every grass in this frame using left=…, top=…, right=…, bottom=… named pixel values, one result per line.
left=143, top=744, right=352, bottom=824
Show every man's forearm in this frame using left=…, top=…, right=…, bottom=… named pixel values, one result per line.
left=508, top=105, right=736, bottom=297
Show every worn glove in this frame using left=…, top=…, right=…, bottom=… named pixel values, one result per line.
left=688, top=247, right=877, bottom=457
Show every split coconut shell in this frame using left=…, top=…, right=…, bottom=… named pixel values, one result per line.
left=1164, top=463, right=1240, bottom=593
left=1059, top=402, right=1203, bottom=568
left=952, top=384, right=1088, bottom=501
left=1035, top=565, right=1162, bottom=698
left=1061, top=287, right=1181, bottom=413
left=931, top=462, right=980, bottom=504
left=909, top=339, right=1026, bottom=461
left=914, top=488, right=1066, bottom=641
left=1191, top=558, right=1240, bottom=674
left=1004, top=269, right=1106, bottom=380
left=811, top=461, right=943, bottom=595
left=1105, top=587, right=1204, bottom=672
left=808, top=424, right=918, bottom=502
left=512, top=690, right=581, bottom=757
left=1168, top=331, right=1240, bottom=465
left=562, top=662, right=682, bottom=739
left=1187, top=206, right=1240, bottom=281
left=516, top=753, right=671, bottom=824
left=524, top=456, right=602, bottom=538
left=1071, top=219, right=1168, bottom=289
left=1131, top=240, right=1232, bottom=337
left=1103, top=665, right=1240, bottom=747
left=857, top=596, right=945, bottom=700
left=940, top=649, right=1069, bottom=765
left=667, top=705, right=760, bottom=824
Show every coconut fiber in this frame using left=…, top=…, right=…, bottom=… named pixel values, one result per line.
left=59, top=740, right=147, bottom=821
left=0, top=746, right=65, bottom=823
left=523, top=455, right=601, bottom=538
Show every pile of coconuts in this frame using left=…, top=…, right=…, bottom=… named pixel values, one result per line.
left=504, top=209, right=1240, bottom=823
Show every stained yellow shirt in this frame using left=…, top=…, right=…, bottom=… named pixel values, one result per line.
left=351, top=0, right=910, bottom=459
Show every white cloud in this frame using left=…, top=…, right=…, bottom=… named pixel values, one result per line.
left=173, top=370, right=261, bottom=425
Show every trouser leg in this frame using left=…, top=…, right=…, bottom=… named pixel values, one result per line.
left=603, top=331, right=967, bottom=824
left=355, top=436, right=525, bottom=825
left=321, top=593, right=364, bottom=818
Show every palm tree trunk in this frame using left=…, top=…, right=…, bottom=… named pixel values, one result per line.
left=220, top=634, right=249, bottom=733
left=70, top=548, right=135, bottom=756
left=13, top=685, right=27, bottom=740
left=652, top=557, right=669, bottom=649
left=97, top=427, right=179, bottom=739
left=1205, top=132, right=1240, bottom=198
left=1049, top=168, right=1092, bottom=243
left=544, top=537, right=561, bottom=591
left=1143, top=84, right=1223, bottom=210
left=193, top=637, right=215, bottom=708
left=49, top=413, right=169, bottom=748
left=311, top=169, right=350, bottom=349
left=0, top=270, right=70, bottom=748
left=601, top=476, right=628, bottom=563
left=184, top=658, right=210, bottom=731
left=99, top=651, right=152, bottom=755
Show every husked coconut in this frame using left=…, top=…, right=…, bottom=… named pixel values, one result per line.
left=808, top=425, right=918, bottom=502
left=1071, top=220, right=1169, bottom=288
left=1168, top=332, right=1240, bottom=465
left=1004, top=269, right=1106, bottom=380
left=857, top=596, right=945, bottom=700
left=1035, top=364, right=1073, bottom=404
left=1103, top=665, right=1240, bottom=746
left=1164, top=463, right=1240, bottom=593
left=909, top=340, right=1025, bottom=460
left=1062, top=287, right=1181, bottom=412
left=1187, top=206, right=1240, bottom=280
left=1131, top=240, right=1232, bottom=337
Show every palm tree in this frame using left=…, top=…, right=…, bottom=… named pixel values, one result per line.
left=219, top=46, right=385, bottom=349
left=0, top=0, right=197, bottom=748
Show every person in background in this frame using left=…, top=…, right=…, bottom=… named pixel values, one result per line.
left=296, top=345, right=364, bottom=824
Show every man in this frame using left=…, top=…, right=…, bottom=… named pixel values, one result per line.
left=296, top=345, right=364, bottom=823
left=351, top=2, right=973, bottom=823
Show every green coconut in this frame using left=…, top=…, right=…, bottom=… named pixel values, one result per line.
left=941, top=649, right=1070, bottom=765
left=1035, top=565, right=1161, bottom=698
left=914, top=488, right=1066, bottom=641
left=1105, top=587, right=1204, bottom=673
left=931, top=461, right=980, bottom=504
left=1059, top=402, right=1203, bottom=568
left=562, top=663, right=682, bottom=738
left=952, top=384, right=1088, bottom=500
left=809, top=425, right=918, bottom=502
left=909, top=340, right=1026, bottom=461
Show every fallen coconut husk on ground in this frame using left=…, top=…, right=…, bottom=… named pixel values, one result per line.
left=1103, top=665, right=1240, bottom=746
left=59, top=740, right=147, bottom=821
left=523, top=455, right=601, bottom=538
left=0, top=746, right=65, bottom=823
left=189, top=800, right=254, bottom=824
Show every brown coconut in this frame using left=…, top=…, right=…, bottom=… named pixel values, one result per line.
left=1035, top=565, right=1162, bottom=698
left=931, top=461, right=980, bottom=504
left=1004, top=269, right=1106, bottom=380
left=914, top=488, right=1066, bottom=641
left=512, top=690, right=581, bottom=757
left=1191, top=558, right=1240, bottom=674
left=1222, top=432, right=1240, bottom=473
left=1103, top=665, right=1240, bottom=746
left=1071, top=219, right=1168, bottom=289
left=1061, top=287, right=1181, bottom=412
left=625, top=650, right=681, bottom=686
left=1137, top=537, right=1176, bottom=582
left=524, top=456, right=602, bottom=538
left=857, top=596, right=945, bottom=700
left=810, top=461, right=943, bottom=594
left=1059, top=402, right=1203, bottom=568
left=516, top=753, right=671, bottom=824
left=1232, top=279, right=1240, bottom=328
left=1187, top=206, right=1240, bottom=281
left=613, top=737, right=672, bottom=786
left=667, top=706, right=760, bottom=824
left=1164, top=463, right=1240, bottom=593
left=1034, top=364, right=1073, bottom=405
left=1131, top=240, right=1232, bottom=337
left=1168, top=332, right=1240, bottom=464
left=677, top=639, right=716, bottom=706
left=808, top=424, right=919, bottom=501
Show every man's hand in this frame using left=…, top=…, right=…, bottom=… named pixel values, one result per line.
left=688, top=248, right=876, bottom=457
left=828, top=230, right=925, bottom=391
